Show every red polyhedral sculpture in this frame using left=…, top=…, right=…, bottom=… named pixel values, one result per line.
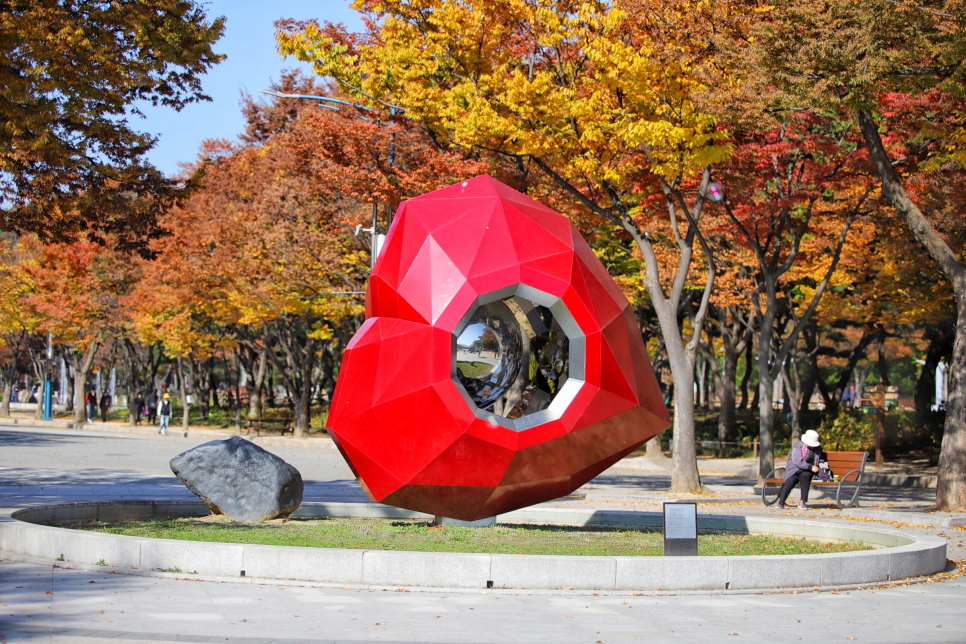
left=327, top=176, right=670, bottom=521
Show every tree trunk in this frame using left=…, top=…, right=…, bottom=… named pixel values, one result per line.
left=799, top=358, right=817, bottom=417
left=667, top=340, right=702, bottom=492
left=283, top=334, right=316, bottom=439
left=717, top=307, right=751, bottom=453
left=781, top=359, right=802, bottom=443
left=756, top=280, right=780, bottom=480
left=758, top=368, right=776, bottom=478
left=858, top=109, right=966, bottom=510
left=232, top=354, right=243, bottom=431
left=243, top=338, right=269, bottom=420
left=696, top=352, right=707, bottom=410
left=177, top=357, right=190, bottom=431
left=69, top=343, right=99, bottom=423
left=266, top=318, right=317, bottom=439
left=236, top=338, right=271, bottom=418
left=123, top=344, right=140, bottom=425
left=253, top=342, right=268, bottom=419
left=293, top=350, right=314, bottom=439
left=188, top=357, right=210, bottom=421
left=626, top=176, right=715, bottom=494
left=73, top=368, right=87, bottom=423
left=705, top=343, right=724, bottom=418
left=738, top=340, right=753, bottom=410
left=64, top=359, right=73, bottom=410
left=0, top=380, right=11, bottom=417
left=643, top=435, right=668, bottom=460
left=0, top=348, right=19, bottom=417
left=531, top=161, right=713, bottom=493
left=936, top=289, right=966, bottom=509
left=718, top=354, right=737, bottom=453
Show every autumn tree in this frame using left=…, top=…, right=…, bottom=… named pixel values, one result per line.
left=0, top=238, right=38, bottom=416
left=131, top=138, right=273, bottom=430
left=710, top=301, right=754, bottom=451
left=741, top=0, right=966, bottom=508
left=19, top=236, right=139, bottom=422
left=806, top=205, right=955, bottom=425
left=0, top=0, right=224, bottom=249
left=277, top=0, right=744, bottom=492
left=714, top=112, right=876, bottom=477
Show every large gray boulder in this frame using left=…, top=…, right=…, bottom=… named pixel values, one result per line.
left=170, top=437, right=303, bottom=522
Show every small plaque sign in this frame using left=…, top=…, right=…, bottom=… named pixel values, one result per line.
left=663, top=502, right=698, bottom=556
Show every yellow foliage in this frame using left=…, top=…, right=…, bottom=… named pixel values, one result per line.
left=277, top=0, right=731, bottom=187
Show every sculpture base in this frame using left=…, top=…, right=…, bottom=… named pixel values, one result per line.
left=434, top=515, right=496, bottom=528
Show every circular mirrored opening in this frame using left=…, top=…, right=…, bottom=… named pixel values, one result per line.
left=455, top=296, right=571, bottom=420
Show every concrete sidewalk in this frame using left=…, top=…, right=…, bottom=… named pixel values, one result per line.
left=2, top=422, right=966, bottom=643
left=2, top=556, right=964, bottom=644
left=0, top=414, right=337, bottom=450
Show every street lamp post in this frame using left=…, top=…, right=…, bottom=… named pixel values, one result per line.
left=42, top=333, right=52, bottom=420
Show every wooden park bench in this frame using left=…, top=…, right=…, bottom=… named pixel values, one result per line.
left=243, top=416, right=294, bottom=437
left=761, top=450, right=869, bottom=509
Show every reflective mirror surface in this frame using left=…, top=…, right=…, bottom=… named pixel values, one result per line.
left=455, top=301, right=523, bottom=409
left=455, top=296, right=570, bottom=419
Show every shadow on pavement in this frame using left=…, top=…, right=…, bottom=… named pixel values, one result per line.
left=0, top=429, right=119, bottom=448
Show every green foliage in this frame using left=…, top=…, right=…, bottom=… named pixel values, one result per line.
left=819, top=411, right=876, bottom=451
left=0, top=1, right=225, bottom=248
left=819, top=408, right=944, bottom=453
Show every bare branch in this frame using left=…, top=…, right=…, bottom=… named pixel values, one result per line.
left=769, top=185, right=872, bottom=379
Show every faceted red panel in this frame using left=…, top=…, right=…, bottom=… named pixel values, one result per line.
left=328, top=176, right=670, bottom=521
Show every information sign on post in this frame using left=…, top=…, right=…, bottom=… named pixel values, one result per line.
left=663, top=502, right=698, bottom=556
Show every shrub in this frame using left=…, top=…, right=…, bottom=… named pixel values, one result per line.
left=819, top=411, right=875, bottom=451
left=819, top=408, right=944, bottom=455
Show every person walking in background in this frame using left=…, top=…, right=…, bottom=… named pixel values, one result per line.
left=85, top=388, right=97, bottom=423
left=146, top=390, right=158, bottom=425
left=132, top=392, right=144, bottom=425
left=99, top=391, right=111, bottom=422
left=158, top=392, right=172, bottom=435
left=776, top=429, right=824, bottom=510
left=841, top=385, right=855, bottom=408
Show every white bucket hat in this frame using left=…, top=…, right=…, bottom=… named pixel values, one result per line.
left=801, top=430, right=821, bottom=447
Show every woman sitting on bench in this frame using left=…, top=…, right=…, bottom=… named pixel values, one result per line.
left=776, top=429, right=824, bottom=510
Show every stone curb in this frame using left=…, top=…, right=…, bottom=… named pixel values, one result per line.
left=1, top=550, right=952, bottom=598
left=841, top=508, right=966, bottom=528
left=862, top=472, right=938, bottom=488
left=0, top=417, right=337, bottom=450
left=583, top=493, right=760, bottom=505
left=0, top=501, right=946, bottom=593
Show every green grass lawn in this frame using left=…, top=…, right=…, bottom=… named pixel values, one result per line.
left=69, top=517, right=871, bottom=557
left=457, top=361, right=495, bottom=378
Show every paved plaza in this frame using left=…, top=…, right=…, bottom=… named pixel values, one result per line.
left=2, top=422, right=965, bottom=643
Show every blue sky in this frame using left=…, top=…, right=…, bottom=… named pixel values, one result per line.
left=136, top=0, right=365, bottom=177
